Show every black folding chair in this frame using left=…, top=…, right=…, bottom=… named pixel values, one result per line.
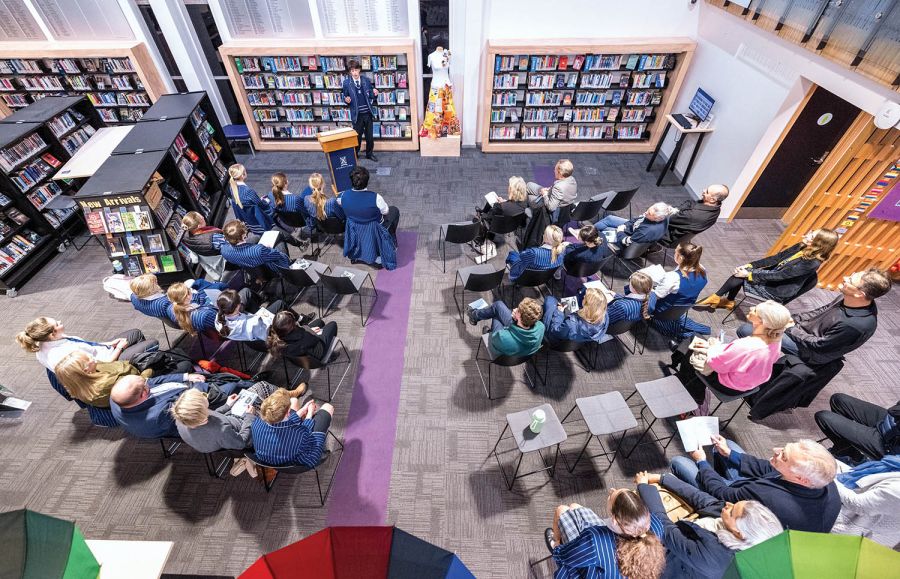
left=314, top=216, right=346, bottom=257
left=601, top=186, right=640, bottom=219
left=535, top=338, right=592, bottom=387
left=438, top=221, right=480, bottom=273
left=245, top=432, right=344, bottom=506
left=647, top=305, right=693, bottom=348
left=321, top=266, right=377, bottom=326
left=602, top=241, right=652, bottom=290
left=695, top=373, right=760, bottom=430
left=487, top=212, right=526, bottom=248
left=275, top=263, right=327, bottom=316
left=723, top=273, right=818, bottom=324
left=561, top=259, right=603, bottom=290
left=569, top=198, right=605, bottom=224
left=603, top=318, right=644, bottom=355
left=474, top=334, right=538, bottom=400
left=660, top=232, right=696, bottom=266
left=510, top=266, right=559, bottom=302
left=283, top=337, right=352, bottom=402
left=453, top=264, right=505, bottom=320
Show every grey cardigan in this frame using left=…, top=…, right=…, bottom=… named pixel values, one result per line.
left=176, top=408, right=253, bottom=453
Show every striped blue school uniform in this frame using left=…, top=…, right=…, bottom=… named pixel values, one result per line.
left=552, top=514, right=665, bottom=579
left=652, top=270, right=711, bottom=338
left=250, top=411, right=326, bottom=468
left=304, top=195, right=346, bottom=223
left=606, top=293, right=657, bottom=325
left=506, top=246, right=564, bottom=281
left=220, top=242, right=290, bottom=272
left=131, top=295, right=172, bottom=320
left=230, top=183, right=274, bottom=234
left=165, top=303, right=217, bottom=334
left=340, top=189, right=395, bottom=270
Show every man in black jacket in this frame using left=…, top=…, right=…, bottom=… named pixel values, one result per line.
left=662, top=183, right=729, bottom=244
left=815, top=394, right=900, bottom=461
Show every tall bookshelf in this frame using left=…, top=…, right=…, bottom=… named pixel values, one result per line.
left=0, top=41, right=167, bottom=125
left=220, top=40, right=420, bottom=152
left=480, top=39, right=695, bottom=153
left=76, top=92, right=235, bottom=285
left=0, top=96, right=105, bottom=296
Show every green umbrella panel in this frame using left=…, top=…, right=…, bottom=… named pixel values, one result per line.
left=0, top=509, right=100, bottom=579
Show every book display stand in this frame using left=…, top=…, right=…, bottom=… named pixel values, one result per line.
left=0, top=41, right=167, bottom=125
left=480, top=39, right=695, bottom=153
left=0, top=96, right=104, bottom=296
left=220, top=40, right=419, bottom=152
left=76, top=92, right=235, bottom=285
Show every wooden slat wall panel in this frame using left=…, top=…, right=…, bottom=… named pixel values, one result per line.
left=770, top=116, right=900, bottom=290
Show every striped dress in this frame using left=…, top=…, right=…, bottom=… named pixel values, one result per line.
left=166, top=304, right=218, bottom=334
left=220, top=242, right=290, bottom=272
left=606, top=293, right=657, bottom=326
left=652, top=270, right=710, bottom=338
left=250, top=411, right=327, bottom=468
left=303, top=196, right=346, bottom=223
left=230, top=183, right=274, bottom=234
left=552, top=515, right=665, bottom=579
left=506, top=245, right=564, bottom=281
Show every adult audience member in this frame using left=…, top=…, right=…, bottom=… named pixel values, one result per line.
left=472, top=176, right=528, bottom=261
left=545, top=489, right=665, bottom=579
left=740, top=269, right=890, bottom=366
left=466, top=297, right=544, bottom=357
left=227, top=163, right=274, bottom=235
left=832, top=456, right=900, bottom=548
left=220, top=219, right=290, bottom=272
left=662, top=184, right=729, bottom=244
left=506, top=225, right=566, bottom=280
left=646, top=242, right=709, bottom=338
left=172, top=388, right=253, bottom=452
left=670, top=434, right=840, bottom=532
left=181, top=211, right=228, bottom=255
left=606, top=272, right=656, bottom=325
left=542, top=288, right=608, bottom=345
left=110, top=372, right=239, bottom=438
left=526, top=159, right=577, bottom=219
left=697, top=229, right=838, bottom=310
left=670, top=300, right=793, bottom=408
left=167, top=283, right=218, bottom=336
left=251, top=388, right=334, bottom=468
left=815, top=394, right=900, bottom=461
left=17, top=317, right=157, bottom=371
left=267, top=310, right=338, bottom=364
left=590, top=202, right=676, bottom=248
left=54, top=351, right=150, bottom=408
left=634, top=470, right=782, bottom=579
left=338, top=166, right=399, bottom=268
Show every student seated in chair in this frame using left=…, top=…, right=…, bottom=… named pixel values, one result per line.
left=543, top=288, right=609, bottom=345
left=167, top=282, right=218, bottom=337
left=266, top=310, right=338, bottom=364
left=303, top=172, right=346, bottom=229
left=251, top=388, right=334, bottom=468
left=337, top=166, right=399, bottom=269
left=646, top=242, right=710, bottom=339
left=227, top=163, right=274, bottom=236
left=214, top=289, right=281, bottom=346
left=505, top=225, right=566, bottom=278
left=466, top=297, right=544, bottom=357
left=606, top=271, right=656, bottom=326
left=181, top=211, right=230, bottom=256
left=129, top=273, right=223, bottom=321
left=591, top=202, right=677, bottom=248
left=220, top=219, right=290, bottom=272
left=562, top=224, right=609, bottom=269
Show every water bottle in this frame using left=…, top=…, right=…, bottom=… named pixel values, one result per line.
left=112, top=260, right=123, bottom=274
left=718, top=329, right=726, bottom=343
left=530, top=408, right=547, bottom=433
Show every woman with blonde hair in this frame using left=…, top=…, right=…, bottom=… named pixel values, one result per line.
left=542, top=288, right=609, bottom=345
left=671, top=300, right=795, bottom=409
left=54, top=351, right=151, bottom=407
left=546, top=488, right=666, bottom=579
left=17, top=317, right=157, bottom=371
left=472, top=175, right=528, bottom=258
left=698, top=228, right=839, bottom=310
left=166, top=282, right=218, bottom=337
left=505, top=224, right=566, bottom=280
left=227, top=163, right=274, bottom=235
left=303, top=172, right=345, bottom=224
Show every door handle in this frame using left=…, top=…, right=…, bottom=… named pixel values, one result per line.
left=811, top=151, right=830, bottom=165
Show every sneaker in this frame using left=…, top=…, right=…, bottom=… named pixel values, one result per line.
left=298, top=312, right=317, bottom=325
left=544, top=528, right=557, bottom=553
left=465, top=306, right=480, bottom=326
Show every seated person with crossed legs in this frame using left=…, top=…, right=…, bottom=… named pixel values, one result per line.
left=466, top=297, right=544, bottom=357
left=250, top=388, right=334, bottom=468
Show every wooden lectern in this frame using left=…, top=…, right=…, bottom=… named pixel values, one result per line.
left=317, top=127, right=359, bottom=194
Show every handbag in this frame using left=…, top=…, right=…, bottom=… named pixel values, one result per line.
left=689, top=350, right=714, bottom=376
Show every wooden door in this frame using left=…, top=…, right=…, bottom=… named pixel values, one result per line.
left=737, top=86, right=861, bottom=218
left=768, top=113, right=900, bottom=290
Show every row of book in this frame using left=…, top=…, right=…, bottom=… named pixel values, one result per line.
left=48, top=109, right=86, bottom=138
left=493, top=106, right=646, bottom=124
left=84, top=205, right=154, bottom=235
left=0, top=230, right=43, bottom=276
left=259, top=122, right=413, bottom=139
left=97, top=108, right=145, bottom=123
left=11, top=154, right=60, bottom=193
left=235, top=55, right=404, bottom=74
left=60, top=125, right=96, bottom=156
left=44, top=205, right=77, bottom=228
left=65, top=75, right=136, bottom=91
left=0, top=133, right=47, bottom=173
left=493, top=54, right=677, bottom=73
left=242, top=71, right=408, bottom=91
left=490, top=123, right=648, bottom=141
left=86, top=92, right=151, bottom=107
left=0, top=206, right=29, bottom=238
left=0, top=57, right=135, bottom=76
left=118, top=252, right=180, bottom=276
left=105, top=230, right=168, bottom=257
left=26, top=181, right=63, bottom=211
left=18, top=77, right=64, bottom=92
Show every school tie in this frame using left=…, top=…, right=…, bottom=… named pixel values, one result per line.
left=65, top=337, right=107, bottom=347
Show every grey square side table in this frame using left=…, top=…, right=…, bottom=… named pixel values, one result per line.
left=561, top=391, right=638, bottom=472
left=623, top=375, right=698, bottom=458
left=490, top=403, right=567, bottom=490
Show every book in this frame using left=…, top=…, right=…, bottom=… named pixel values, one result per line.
left=560, top=296, right=579, bottom=314
left=638, top=263, right=667, bottom=284
left=572, top=55, right=585, bottom=70
left=124, top=256, right=141, bottom=276
left=105, top=235, right=125, bottom=257
left=121, top=210, right=139, bottom=231
left=85, top=210, right=107, bottom=234
left=136, top=210, right=152, bottom=230
left=258, top=230, right=280, bottom=248
left=582, top=279, right=616, bottom=302
left=231, top=389, right=259, bottom=417
left=126, top=234, right=145, bottom=254
left=558, top=56, right=568, bottom=70
left=675, top=416, right=719, bottom=452
left=146, top=234, right=165, bottom=253
left=484, top=191, right=500, bottom=206
left=104, top=209, right=125, bottom=233
left=159, top=254, right=177, bottom=273
left=142, top=254, right=160, bottom=273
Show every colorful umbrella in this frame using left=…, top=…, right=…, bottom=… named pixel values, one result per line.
left=723, top=530, right=900, bottom=579
left=241, top=526, right=475, bottom=579
left=0, top=509, right=100, bottom=579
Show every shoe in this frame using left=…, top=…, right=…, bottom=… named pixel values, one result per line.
left=366, top=153, right=378, bottom=161
left=719, top=299, right=735, bottom=311
left=298, top=312, right=316, bottom=326
left=288, top=382, right=308, bottom=397
left=695, top=294, right=721, bottom=308
left=544, top=528, right=556, bottom=553
left=668, top=340, right=680, bottom=351
left=465, top=306, right=480, bottom=326
left=471, top=241, right=484, bottom=254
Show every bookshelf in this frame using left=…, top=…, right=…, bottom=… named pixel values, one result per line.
left=480, top=39, right=695, bottom=153
left=0, top=96, right=105, bottom=295
left=219, top=40, right=420, bottom=152
left=76, top=92, right=234, bottom=285
left=0, top=41, right=167, bottom=126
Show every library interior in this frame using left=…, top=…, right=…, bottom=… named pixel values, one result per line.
left=2, top=1, right=900, bottom=578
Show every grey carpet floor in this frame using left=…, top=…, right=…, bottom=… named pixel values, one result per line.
left=0, top=148, right=897, bottom=577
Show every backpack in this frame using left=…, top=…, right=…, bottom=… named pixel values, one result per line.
left=102, top=275, right=134, bottom=301
left=130, top=349, right=195, bottom=375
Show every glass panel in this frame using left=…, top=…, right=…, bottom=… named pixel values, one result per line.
left=756, top=0, right=792, bottom=29
left=777, top=0, right=828, bottom=42
left=32, top=0, right=133, bottom=40
left=821, top=0, right=891, bottom=63
left=318, top=0, right=409, bottom=37
left=218, top=0, right=314, bottom=38
left=857, top=3, right=900, bottom=84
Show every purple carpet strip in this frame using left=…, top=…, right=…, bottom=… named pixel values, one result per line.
left=326, top=231, right=417, bottom=525
left=532, top=164, right=556, bottom=187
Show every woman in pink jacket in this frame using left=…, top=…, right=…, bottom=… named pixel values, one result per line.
left=671, top=300, right=794, bottom=409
